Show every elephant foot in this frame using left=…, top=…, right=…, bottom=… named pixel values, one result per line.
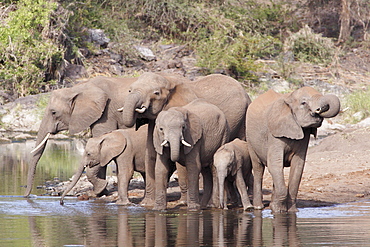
left=140, top=196, right=155, bottom=207
left=116, top=199, right=133, bottom=206
left=270, top=202, right=288, bottom=214
left=288, top=204, right=299, bottom=213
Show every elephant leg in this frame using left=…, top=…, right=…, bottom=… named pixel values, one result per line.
left=287, top=154, right=306, bottom=213
left=235, top=170, right=253, bottom=210
left=186, top=160, right=201, bottom=211
left=176, top=163, right=188, bottom=206
left=200, top=166, right=213, bottom=209
left=250, top=150, right=264, bottom=210
left=86, top=165, right=108, bottom=196
left=153, top=154, right=170, bottom=210
left=208, top=164, right=219, bottom=208
left=268, top=157, right=288, bottom=213
left=141, top=121, right=156, bottom=206
left=116, top=161, right=134, bottom=205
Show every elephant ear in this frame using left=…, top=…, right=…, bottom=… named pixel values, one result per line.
left=100, top=131, right=127, bottom=166
left=69, top=85, right=108, bottom=135
left=153, top=125, right=163, bottom=155
left=180, top=108, right=202, bottom=155
left=267, top=97, right=304, bottom=140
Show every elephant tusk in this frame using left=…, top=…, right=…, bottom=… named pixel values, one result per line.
left=117, top=107, right=124, bottom=112
left=30, top=133, right=51, bottom=154
left=135, top=106, right=147, bottom=113
left=161, top=140, right=168, bottom=146
left=181, top=139, right=192, bottom=147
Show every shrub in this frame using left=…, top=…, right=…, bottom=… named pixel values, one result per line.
left=0, top=0, right=63, bottom=97
left=342, top=89, right=370, bottom=123
left=284, top=25, right=337, bottom=65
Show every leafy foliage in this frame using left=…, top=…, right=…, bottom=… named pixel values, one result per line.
left=284, top=25, right=337, bottom=65
left=0, top=0, right=63, bottom=97
left=342, top=89, right=370, bottom=123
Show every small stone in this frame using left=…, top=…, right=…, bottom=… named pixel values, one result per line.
left=355, top=194, right=365, bottom=198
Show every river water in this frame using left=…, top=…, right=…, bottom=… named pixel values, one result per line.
left=1, top=139, right=370, bottom=246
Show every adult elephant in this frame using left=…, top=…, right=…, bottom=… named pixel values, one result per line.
left=24, top=76, right=137, bottom=197
left=120, top=72, right=251, bottom=206
left=153, top=99, right=230, bottom=210
left=246, top=87, right=340, bottom=213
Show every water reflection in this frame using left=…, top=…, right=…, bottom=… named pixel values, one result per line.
left=0, top=197, right=370, bottom=245
left=1, top=140, right=370, bottom=246
left=0, top=139, right=83, bottom=195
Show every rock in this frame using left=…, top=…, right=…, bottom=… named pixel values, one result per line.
left=134, top=45, right=156, bottom=61
left=13, top=133, right=34, bottom=140
left=0, top=137, right=11, bottom=144
left=88, top=29, right=110, bottom=48
left=356, top=117, right=370, bottom=128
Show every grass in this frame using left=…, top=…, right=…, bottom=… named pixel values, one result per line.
left=342, top=89, right=370, bottom=123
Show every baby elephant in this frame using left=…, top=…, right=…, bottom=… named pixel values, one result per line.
left=60, top=125, right=147, bottom=205
left=213, top=138, right=253, bottom=210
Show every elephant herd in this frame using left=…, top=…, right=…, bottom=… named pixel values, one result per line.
left=25, top=72, right=340, bottom=214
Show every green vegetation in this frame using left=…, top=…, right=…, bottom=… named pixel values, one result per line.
left=284, top=25, right=338, bottom=65
left=0, top=0, right=62, bottom=97
left=342, top=89, right=370, bottom=123
left=0, top=0, right=356, bottom=97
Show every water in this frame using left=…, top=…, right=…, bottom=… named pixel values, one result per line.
left=1, top=139, right=370, bottom=246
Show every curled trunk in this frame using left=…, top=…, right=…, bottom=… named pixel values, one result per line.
left=122, top=93, right=142, bottom=128
left=60, top=161, right=86, bottom=205
left=317, top=94, right=341, bottom=118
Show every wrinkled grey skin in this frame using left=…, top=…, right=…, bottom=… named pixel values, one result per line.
left=121, top=72, right=250, bottom=206
left=60, top=125, right=147, bottom=205
left=153, top=99, right=230, bottom=210
left=246, top=87, right=341, bottom=213
left=25, top=77, right=136, bottom=197
left=213, top=138, right=253, bottom=210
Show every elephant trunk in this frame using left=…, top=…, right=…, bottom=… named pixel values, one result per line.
left=121, top=92, right=142, bottom=128
left=24, top=118, right=52, bottom=197
left=169, top=137, right=181, bottom=162
left=218, top=173, right=226, bottom=209
left=60, top=160, right=86, bottom=205
left=314, top=94, right=341, bottom=118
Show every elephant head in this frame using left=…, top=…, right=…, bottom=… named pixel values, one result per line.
left=268, top=86, right=341, bottom=140
left=25, top=83, right=108, bottom=197
left=60, top=130, right=127, bottom=205
left=153, top=107, right=202, bottom=162
left=119, top=72, right=193, bottom=128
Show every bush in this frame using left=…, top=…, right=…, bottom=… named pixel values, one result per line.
left=284, top=25, right=337, bottom=65
left=342, top=89, right=370, bottom=123
left=0, top=0, right=64, bottom=97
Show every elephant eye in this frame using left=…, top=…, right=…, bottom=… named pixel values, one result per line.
left=301, top=101, right=307, bottom=106
left=154, top=90, right=160, bottom=96
left=128, top=89, right=131, bottom=93
left=51, top=110, right=57, bottom=115
left=159, top=127, right=163, bottom=131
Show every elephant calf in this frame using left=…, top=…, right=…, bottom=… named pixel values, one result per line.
left=213, top=138, right=253, bottom=210
left=60, top=125, right=147, bottom=205
left=246, top=86, right=340, bottom=213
